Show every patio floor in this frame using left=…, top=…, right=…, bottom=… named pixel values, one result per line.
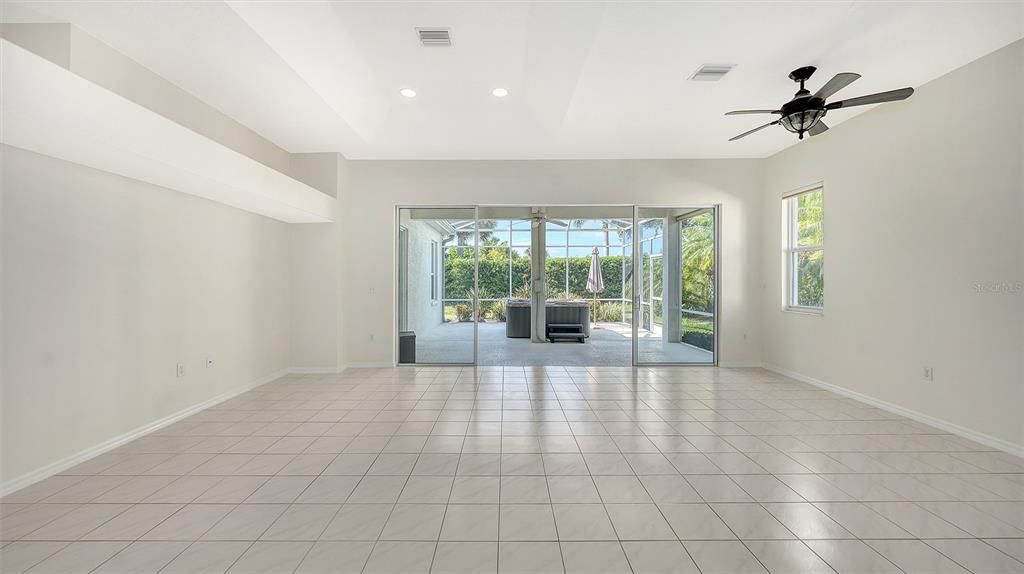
left=411, top=321, right=714, bottom=366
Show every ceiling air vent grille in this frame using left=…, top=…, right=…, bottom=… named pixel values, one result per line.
left=417, top=28, right=451, bottom=47
left=690, top=64, right=734, bottom=82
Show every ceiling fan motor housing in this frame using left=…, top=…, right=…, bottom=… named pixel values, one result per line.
left=779, top=96, right=827, bottom=139
left=788, top=66, right=817, bottom=83
left=780, top=66, right=825, bottom=138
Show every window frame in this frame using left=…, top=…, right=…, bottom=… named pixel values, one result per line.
left=784, top=185, right=825, bottom=314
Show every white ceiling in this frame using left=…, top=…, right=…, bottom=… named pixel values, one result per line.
left=4, top=1, right=1023, bottom=160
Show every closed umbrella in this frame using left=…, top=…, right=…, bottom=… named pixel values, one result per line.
left=586, top=247, right=604, bottom=308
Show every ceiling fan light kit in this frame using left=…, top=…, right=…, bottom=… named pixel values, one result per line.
left=727, top=65, right=913, bottom=141
left=780, top=109, right=825, bottom=136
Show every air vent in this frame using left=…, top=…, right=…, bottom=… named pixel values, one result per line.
left=690, top=64, right=734, bottom=82
left=417, top=28, right=451, bottom=47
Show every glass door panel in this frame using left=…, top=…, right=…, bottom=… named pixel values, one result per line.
left=633, top=206, right=717, bottom=365
left=397, top=207, right=477, bottom=364
left=680, top=210, right=716, bottom=362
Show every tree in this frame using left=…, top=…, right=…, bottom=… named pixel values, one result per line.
left=680, top=212, right=715, bottom=314
left=794, top=190, right=824, bottom=307
left=452, top=219, right=497, bottom=256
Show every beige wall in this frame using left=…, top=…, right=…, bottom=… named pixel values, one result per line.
left=289, top=223, right=339, bottom=370
left=760, top=40, right=1024, bottom=449
left=1, top=145, right=292, bottom=485
left=339, top=159, right=765, bottom=366
left=287, top=154, right=346, bottom=371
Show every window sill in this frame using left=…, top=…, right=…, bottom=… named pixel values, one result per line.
left=783, top=306, right=824, bottom=316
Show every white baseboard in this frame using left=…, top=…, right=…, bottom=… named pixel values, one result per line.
left=345, top=362, right=395, bottom=369
left=0, top=368, right=289, bottom=498
left=762, top=363, right=1024, bottom=458
left=718, top=360, right=764, bottom=368
left=288, top=367, right=340, bottom=374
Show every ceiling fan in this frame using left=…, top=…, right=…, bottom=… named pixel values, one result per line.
left=726, top=66, right=913, bottom=141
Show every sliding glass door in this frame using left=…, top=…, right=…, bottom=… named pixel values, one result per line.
left=679, top=209, right=717, bottom=363
left=395, top=205, right=717, bottom=367
left=633, top=206, right=718, bottom=365
left=396, top=207, right=477, bottom=364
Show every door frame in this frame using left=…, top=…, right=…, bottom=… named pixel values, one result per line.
left=394, top=205, right=479, bottom=366
left=398, top=225, right=409, bottom=332
left=631, top=204, right=721, bottom=367
left=394, top=204, right=720, bottom=367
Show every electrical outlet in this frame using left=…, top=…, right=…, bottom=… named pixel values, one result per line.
left=206, top=357, right=214, bottom=369
left=923, top=367, right=934, bottom=382
left=176, top=363, right=185, bottom=378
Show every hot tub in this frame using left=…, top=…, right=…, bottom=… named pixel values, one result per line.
left=505, top=299, right=590, bottom=338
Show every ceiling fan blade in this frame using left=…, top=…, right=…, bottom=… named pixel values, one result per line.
left=808, top=121, right=829, bottom=136
left=813, top=72, right=860, bottom=99
left=826, top=87, right=914, bottom=110
left=725, top=109, right=780, bottom=116
left=729, top=120, right=779, bottom=141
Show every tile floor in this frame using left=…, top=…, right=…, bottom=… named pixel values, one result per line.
left=413, top=322, right=713, bottom=366
left=2, top=366, right=1024, bottom=573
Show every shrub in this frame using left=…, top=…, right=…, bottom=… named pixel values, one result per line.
left=491, top=300, right=507, bottom=321
left=477, top=300, right=502, bottom=321
left=682, top=316, right=714, bottom=351
left=454, top=304, right=473, bottom=322
left=586, top=300, right=624, bottom=323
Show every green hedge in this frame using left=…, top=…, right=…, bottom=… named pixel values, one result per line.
left=444, top=250, right=531, bottom=299
left=445, top=250, right=625, bottom=300
left=444, top=249, right=713, bottom=349
left=682, top=316, right=714, bottom=351
left=546, top=255, right=624, bottom=299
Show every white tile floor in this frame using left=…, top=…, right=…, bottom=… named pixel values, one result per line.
left=2, top=366, right=1023, bottom=573
left=414, top=323, right=713, bottom=366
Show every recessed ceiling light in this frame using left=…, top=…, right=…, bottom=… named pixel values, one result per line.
left=400, top=88, right=417, bottom=98
left=492, top=88, right=509, bottom=97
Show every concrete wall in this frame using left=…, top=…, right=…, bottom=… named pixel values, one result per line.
left=760, top=40, right=1024, bottom=449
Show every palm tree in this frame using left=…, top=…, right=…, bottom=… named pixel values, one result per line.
left=681, top=212, right=715, bottom=313
left=453, top=219, right=496, bottom=256
left=570, top=218, right=625, bottom=256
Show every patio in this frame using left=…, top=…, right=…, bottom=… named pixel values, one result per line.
left=414, top=321, right=714, bottom=366
left=399, top=208, right=718, bottom=367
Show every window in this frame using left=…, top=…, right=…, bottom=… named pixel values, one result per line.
left=430, top=240, right=438, bottom=301
left=785, top=187, right=824, bottom=310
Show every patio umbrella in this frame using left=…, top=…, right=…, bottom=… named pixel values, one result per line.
left=586, top=247, right=604, bottom=303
